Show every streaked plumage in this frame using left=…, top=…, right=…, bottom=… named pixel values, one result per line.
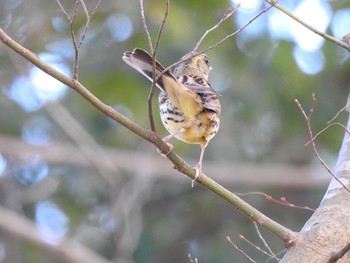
left=123, top=48, right=220, bottom=184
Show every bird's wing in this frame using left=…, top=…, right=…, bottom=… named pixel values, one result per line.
left=177, top=75, right=221, bottom=114
left=123, top=48, right=204, bottom=117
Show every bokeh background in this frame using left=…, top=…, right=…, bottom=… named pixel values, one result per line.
left=1, top=0, right=350, bottom=262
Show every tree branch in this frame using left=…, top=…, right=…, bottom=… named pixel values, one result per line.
left=191, top=5, right=239, bottom=53
left=139, top=0, right=154, bottom=54
left=147, top=0, right=169, bottom=132
left=295, top=94, right=350, bottom=192
left=161, top=1, right=278, bottom=76
left=0, top=27, right=296, bottom=245
left=265, top=0, right=350, bottom=52
left=226, top=236, right=257, bottom=263
left=254, top=222, right=280, bottom=261
left=56, top=0, right=102, bottom=79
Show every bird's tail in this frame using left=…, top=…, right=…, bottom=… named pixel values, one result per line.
left=122, top=48, right=176, bottom=91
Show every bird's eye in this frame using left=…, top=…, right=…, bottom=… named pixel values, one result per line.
left=204, top=57, right=210, bottom=65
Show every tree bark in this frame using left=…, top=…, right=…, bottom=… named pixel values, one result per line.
left=281, top=99, right=350, bottom=262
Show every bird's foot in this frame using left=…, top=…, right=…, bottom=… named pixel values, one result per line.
left=192, top=163, right=202, bottom=187
left=157, top=142, right=173, bottom=158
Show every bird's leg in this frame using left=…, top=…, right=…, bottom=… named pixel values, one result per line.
left=159, top=134, right=174, bottom=157
left=192, top=141, right=208, bottom=187
left=157, top=128, right=184, bottom=157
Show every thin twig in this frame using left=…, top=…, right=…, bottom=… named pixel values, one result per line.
left=153, top=0, right=169, bottom=56
left=326, top=106, right=347, bottom=125
left=197, top=0, right=278, bottom=54
left=304, top=102, right=348, bottom=146
left=226, top=236, right=257, bottom=263
left=161, top=1, right=278, bottom=76
left=56, top=0, right=101, bottom=79
left=77, top=0, right=102, bottom=50
left=139, top=0, right=155, bottom=131
left=79, top=0, right=89, bottom=21
left=265, top=0, right=350, bottom=52
left=191, top=5, right=239, bottom=53
left=254, top=222, right=280, bottom=262
left=56, top=0, right=79, bottom=78
left=56, top=0, right=73, bottom=22
left=56, top=0, right=79, bottom=69
left=295, top=94, right=350, bottom=192
left=235, top=192, right=315, bottom=212
left=239, top=234, right=276, bottom=260
left=71, top=0, right=80, bottom=78
left=140, top=0, right=154, bottom=54
left=305, top=122, right=350, bottom=147
left=147, top=0, right=170, bottom=132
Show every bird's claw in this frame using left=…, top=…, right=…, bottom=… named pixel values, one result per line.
left=157, top=142, right=173, bottom=158
left=191, top=163, right=202, bottom=187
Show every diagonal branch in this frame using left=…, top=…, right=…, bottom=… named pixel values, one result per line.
left=295, top=94, right=350, bottom=192
left=254, top=222, right=280, bottom=261
left=149, top=0, right=169, bottom=132
left=0, top=27, right=296, bottom=246
left=191, top=5, right=240, bottom=53
left=56, top=0, right=102, bottom=79
left=265, top=0, right=350, bottom=51
left=239, top=234, right=277, bottom=260
left=140, top=0, right=154, bottom=54
left=226, top=236, right=257, bottom=263
left=141, top=0, right=170, bottom=132
left=161, top=1, right=278, bottom=77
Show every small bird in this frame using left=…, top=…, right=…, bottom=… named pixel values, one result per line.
left=122, top=48, right=221, bottom=184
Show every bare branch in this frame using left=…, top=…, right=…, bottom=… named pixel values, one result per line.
left=326, top=106, right=347, bottom=125
left=71, top=0, right=80, bottom=78
left=139, top=0, right=169, bottom=132
left=295, top=94, right=350, bottom=192
left=303, top=101, right=348, bottom=146
left=198, top=0, right=278, bottom=55
left=56, top=0, right=73, bottom=23
left=140, top=0, right=154, bottom=53
left=305, top=122, right=350, bottom=147
left=0, top=26, right=296, bottom=245
left=192, top=5, right=239, bottom=53
left=153, top=0, right=169, bottom=56
left=235, top=192, right=315, bottom=212
left=56, top=0, right=101, bottom=79
left=265, top=0, right=350, bottom=52
left=161, top=1, right=278, bottom=76
left=147, top=0, right=170, bottom=132
left=77, top=0, right=102, bottom=50
left=254, top=222, right=280, bottom=262
left=239, top=234, right=277, bottom=261
left=226, top=236, right=257, bottom=263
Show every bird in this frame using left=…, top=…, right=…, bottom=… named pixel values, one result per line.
left=122, top=48, right=221, bottom=185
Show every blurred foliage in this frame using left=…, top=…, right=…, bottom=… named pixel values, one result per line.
left=0, top=0, right=350, bottom=262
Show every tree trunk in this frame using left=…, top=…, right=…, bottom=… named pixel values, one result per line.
left=281, top=99, right=350, bottom=262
